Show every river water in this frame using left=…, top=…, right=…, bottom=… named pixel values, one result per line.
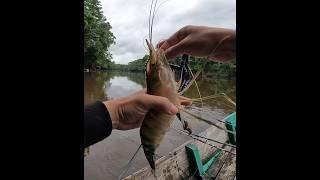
left=84, top=71, right=236, bottom=180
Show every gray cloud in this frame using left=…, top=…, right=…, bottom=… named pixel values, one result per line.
left=101, top=0, right=236, bottom=64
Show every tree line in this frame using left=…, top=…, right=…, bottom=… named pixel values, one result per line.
left=109, top=55, right=236, bottom=77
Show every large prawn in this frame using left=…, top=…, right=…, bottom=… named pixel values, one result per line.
left=140, top=39, right=184, bottom=172
left=139, top=0, right=196, bottom=173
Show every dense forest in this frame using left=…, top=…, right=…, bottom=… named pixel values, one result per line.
left=84, top=0, right=236, bottom=76
left=84, top=0, right=115, bottom=70
left=109, top=54, right=236, bottom=77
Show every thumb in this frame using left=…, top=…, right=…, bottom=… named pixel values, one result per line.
left=143, top=94, right=178, bottom=115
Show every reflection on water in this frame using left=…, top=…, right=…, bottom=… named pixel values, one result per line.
left=106, top=77, right=143, bottom=99
left=84, top=71, right=146, bottom=105
left=84, top=71, right=235, bottom=106
left=84, top=71, right=235, bottom=180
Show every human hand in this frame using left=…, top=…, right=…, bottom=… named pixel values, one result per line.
left=157, top=25, right=236, bottom=62
left=104, top=89, right=192, bottom=130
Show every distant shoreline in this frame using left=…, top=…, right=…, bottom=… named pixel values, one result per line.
left=84, top=69, right=235, bottom=80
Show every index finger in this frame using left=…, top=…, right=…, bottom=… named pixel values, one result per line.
left=156, top=40, right=166, bottom=48
left=179, top=96, right=192, bottom=106
left=159, top=30, right=184, bottom=51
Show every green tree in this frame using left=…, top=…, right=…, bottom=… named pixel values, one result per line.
left=84, top=0, right=115, bottom=69
left=127, top=55, right=149, bottom=71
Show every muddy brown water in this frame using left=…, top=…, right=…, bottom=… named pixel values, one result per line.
left=84, top=71, right=235, bottom=180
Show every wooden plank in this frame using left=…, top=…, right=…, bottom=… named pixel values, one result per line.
left=205, top=147, right=233, bottom=179
left=214, top=148, right=236, bottom=180
left=122, top=124, right=230, bottom=180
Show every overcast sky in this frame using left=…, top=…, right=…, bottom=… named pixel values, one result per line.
left=101, top=0, right=236, bottom=64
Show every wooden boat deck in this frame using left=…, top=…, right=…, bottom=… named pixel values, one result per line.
left=122, top=123, right=236, bottom=180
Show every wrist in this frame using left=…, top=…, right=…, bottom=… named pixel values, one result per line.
left=104, top=100, right=120, bottom=129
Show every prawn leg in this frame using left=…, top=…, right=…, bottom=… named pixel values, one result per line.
left=176, top=112, right=192, bottom=135
left=169, top=54, right=194, bottom=134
